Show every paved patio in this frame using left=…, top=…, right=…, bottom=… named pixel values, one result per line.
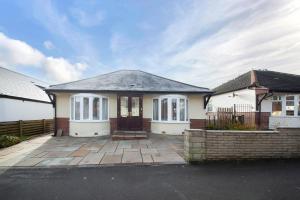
left=0, top=134, right=185, bottom=167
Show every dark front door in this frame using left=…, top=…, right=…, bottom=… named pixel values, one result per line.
left=117, top=94, right=143, bottom=131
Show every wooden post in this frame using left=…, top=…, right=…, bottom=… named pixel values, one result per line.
left=19, top=120, right=23, bottom=137
left=43, top=119, right=46, bottom=134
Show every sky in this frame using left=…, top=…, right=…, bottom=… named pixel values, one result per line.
left=0, top=0, right=300, bottom=88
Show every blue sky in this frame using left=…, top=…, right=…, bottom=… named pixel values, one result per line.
left=0, top=0, right=300, bottom=88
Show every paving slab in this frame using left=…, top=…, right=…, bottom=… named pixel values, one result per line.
left=43, top=151, right=72, bottom=158
left=68, top=157, right=83, bottom=166
left=100, top=154, right=122, bottom=164
left=122, top=152, right=142, bottom=164
left=69, top=148, right=90, bottom=157
left=79, top=153, right=104, bottom=165
left=14, top=158, right=45, bottom=167
left=142, top=154, right=153, bottom=163
left=37, top=158, right=73, bottom=166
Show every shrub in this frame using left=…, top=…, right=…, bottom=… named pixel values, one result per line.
left=0, top=135, right=21, bottom=148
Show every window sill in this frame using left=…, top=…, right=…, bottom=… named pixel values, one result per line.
left=151, top=120, right=190, bottom=124
left=70, top=120, right=109, bottom=123
left=270, top=116, right=300, bottom=118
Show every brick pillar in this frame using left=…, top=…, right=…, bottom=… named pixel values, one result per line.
left=143, top=118, right=151, bottom=132
left=190, top=119, right=206, bottom=129
left=56, top=118, right=69, bottom=136
left=110, top=118, right=117, bottom=134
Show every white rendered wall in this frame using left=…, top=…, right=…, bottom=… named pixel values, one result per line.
left=209, top=89, right=256, bottom=111
left=0, top=98, right=53, bottom=121
left=69, top=121, right=110, bottom=137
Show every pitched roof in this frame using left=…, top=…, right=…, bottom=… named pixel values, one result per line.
left=213, top=70, right=300, bottom=95
left=47, top=70, right=212, bottom=93
left=0, top=66, right=51, bottom=102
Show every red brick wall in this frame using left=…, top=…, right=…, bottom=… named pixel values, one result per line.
left=56, top=118, right=69, bottom=136
left=190, top=119, right=206, bottom=129
left=255, top=112, right=270, bottom=130
left=143, top=118, right=151, bottom=132
left=110, top=118, right=117, bottom=134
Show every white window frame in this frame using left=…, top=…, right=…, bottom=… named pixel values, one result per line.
left=70, top=93, right=109, bottom=122
left=271, top=94, right=300, bottom=117
left=152, top=94, right=189, bottom=123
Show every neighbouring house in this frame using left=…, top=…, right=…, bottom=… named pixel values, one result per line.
left=209, top=70, right=300, bottom=129
left=46, top=70, right=212, bottom=137
left=0, top=67, right=54, bottom=122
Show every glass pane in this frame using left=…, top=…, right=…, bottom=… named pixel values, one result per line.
left=75, top=96, right=80, bottom=120
left=286, top=96, right=294, bottom=101
left=93, top=97, right=100, bottom=120
left=161, top=98, right=168, bottom=121
left=286, top=110, right=294, bottom=116
left=71, top=97, right=74, bottom=120
left=180, top=99, right=185, bottom=121
left=272, top=102, right=282, bottom=116
left=186, top=99, right=188, bottom=121
left=172, top=99, right=177, bottom=120
left=83, top=97, right=89, bottom=120
left=120, top=96, right=128, bottom=117
left=132, top=97, right=140, bottom=117
left=153, top=99, right=159, bottom=120
left=298, top=97, right=300, bottom=116
left=102, top=98, right=108, bottom=120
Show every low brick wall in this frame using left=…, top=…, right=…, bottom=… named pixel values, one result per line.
left=184, top=128, right=300, bottom=162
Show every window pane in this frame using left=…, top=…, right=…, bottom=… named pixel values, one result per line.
left=132, top=97, right=140, bottom=117
left=120, top=96, right=128, bottom=117
left=75, top=97, right=80, bottom=120
left=102, top=98, right=108, bottom=120
left=272, top=102, right=282, bottom=116
left=71, top=97, right=74, bottom=120
left=161, top=98, right=168, bottom=121
left=298, top=96, right=300, bottom=116
left=83, top=97, right=89, bottom=120
left=172, top=99, right=177, bottom=120
left=93, top=98, right=100, bottom=120
left=286, top=95, right=294, bottom=116
left=180, top=99, right=185, bottom=121
left=153, top=99, right=159, bottom=120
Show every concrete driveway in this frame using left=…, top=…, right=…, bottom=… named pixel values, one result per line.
left=0, top=134, right=185, bottom=167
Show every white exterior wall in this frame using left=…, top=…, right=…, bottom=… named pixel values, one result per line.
left=69, top=121, right=110, bottom=137
left=209, top=89, right=256, bottom=111
left=0, top=98, right=53, bottom=121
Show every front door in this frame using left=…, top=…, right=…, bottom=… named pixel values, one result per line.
left=117, top=94, right=143, bottom=131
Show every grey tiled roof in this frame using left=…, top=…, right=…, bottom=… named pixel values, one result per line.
left=213, top=70, right=300, bottom=95
left=0, top=67, right=51, bottom=102
left=213, top=71, right=252, bottom=95
left=47, top=70, right=212, bottom=93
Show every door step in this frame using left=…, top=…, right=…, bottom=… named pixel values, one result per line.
left=112, top=130, right=148, bottom=140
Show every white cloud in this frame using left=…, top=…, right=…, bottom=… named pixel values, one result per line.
left=0, top=32, right=86, bottom=83
left=43, top=40, right=55, bottom=50
left=70, top=8, right=104, bottom=27
left=138, top=0, right=300, bottom=88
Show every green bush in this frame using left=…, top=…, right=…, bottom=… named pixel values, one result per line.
left=0, top=135, right=21, bottom=148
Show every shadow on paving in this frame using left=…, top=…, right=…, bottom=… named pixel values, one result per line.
left=0, top=160, right=300, bottom=200
left=0, top=133, right=185, bottom=168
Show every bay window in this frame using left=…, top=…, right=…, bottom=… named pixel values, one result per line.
left=153, top=95, right=188, bottom=122
left=272, top=96, right=282, bottom=116
left=70, top=94, right=109, bottom=121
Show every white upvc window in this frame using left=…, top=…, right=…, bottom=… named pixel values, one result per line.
left=152, top=95, right=189, bottom=122
left=70, top=94, right=109, bottom=122
left=271, top=96, right=282, bottom=116
left=271, top=95, right=300, bottom=117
